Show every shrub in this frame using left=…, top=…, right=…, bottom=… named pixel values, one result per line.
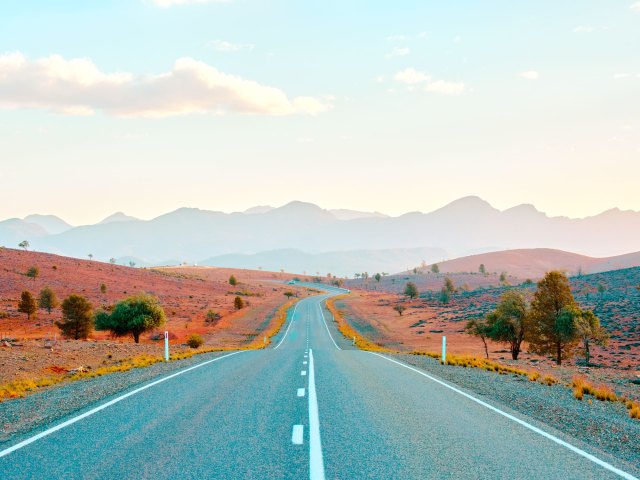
left=205, top=310, right=221, bottom=324
left=229, top=275, right=237, bottom=286
left=234, top=296, right=244, bottom=310
left=95, top=292, right=166, bottom=343
left=186, top=334, right=204, bottom=349
left=56, top=294, right=93, bottom=339
left=26, top=266, right=39, bottom=281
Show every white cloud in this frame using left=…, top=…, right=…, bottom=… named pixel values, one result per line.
left=208, top=40, right=255, bottom=52
left=631, top=1, right=640, bottom=12
left=387, top=34, right=408, bottom=42
left=394, top=68, right=465, bottom=96
left=519, top=70, right=540, bottom=80
left=573, top=26, right=596, bottom=33
left=613, top=72, right=640, bottom=79
left=150, top=0, right=230, bottom=7
left=385, top=47, right=410, bottom=59
left=0, top=53, right=330, bottom=117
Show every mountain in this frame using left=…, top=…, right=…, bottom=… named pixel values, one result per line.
left=201, top=247, right=447, bottom=277
left=99, top=212, right=139, bottom=224
left=243, top=205, right=275, bottom=215
left=329, top=209, right=389, bottom=221
left=23, top=214, right=73, bottom=234
left=4, top=197, right=640, bottom=273
left=422, top=248, right=640, bottom=279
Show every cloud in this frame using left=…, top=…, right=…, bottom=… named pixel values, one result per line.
left=385, top=47, right=410, bottom=59
left=150, top=0, right=230, bottom=7
left=394, top=68, right=465, bottom=96
left=387, top=34, right=408, bottom=42
left=613, top=72, right=640, bottom=79
left=573, top=26, right=596, bottom=33
left=631, top=2, right=640, bottom=12
left=519, top=70, right=540, bottom=80
left=208, top=40, right=255, bottom=52
left=0, top=53, right=330, bottom=117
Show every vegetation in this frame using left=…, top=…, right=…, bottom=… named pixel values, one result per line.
left=574, top=309, right=608, bottom=365
left=95, top=292, right=166, bottom=343
left=284, top=291, right=295, bottom=299
left=374, top=273, right=382, bottom=282
left=465, top=318, right=489, bottom=358
left=38, top=286, right=59, bottom=315
left=484, top=290, right=529, bottom=360
left=18, top=240, right=29, bottom=250
left=438, top=287, right=451, bottom=304
left=234, top=296, right=244, bottom=310
left=404, top=282, right=418, bottom=299
left=205, top=310, right=221, bottom=324
left=326, top=295, right=392, bottom=352
left=393, top=305, right=406, bottom=316
left=186, top=334, right=204, bottom=349
left=100, top=283, right=107, bottom=294
left=26, top=266, right=39, bottom=281
left=443, top=276, right=456, bottom=293
left=229, top=275, right=237, bottom=286
left=479, top=264, right=486, bottom=275
left=18, top=290, right=37, bottom=320
left=430, top=263, right=440, bottom=274
left=56, top=294, right=94, bottom=340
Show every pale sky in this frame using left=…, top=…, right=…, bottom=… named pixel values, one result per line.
left=1, top=1, right=639, bottom=225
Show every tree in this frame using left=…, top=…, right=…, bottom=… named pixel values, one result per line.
left=18, top=290, right=37, bottom=320
left=499, top=272, right=507, bottom=283
left=431, top=264, right=440, bottom=274
left=597, top=283, right=607, bottom=300
left=393, top=305, right=406, bottom=316
left=484, top=290, right=529, bottom=360
left=38, top=286, right=59, bottom=314
left=574, top=309, right=608, bottom=365
left=229, top=275, right=237, bottom=286
left=234, top=296, right=244, bottom=310
left=404, top=282, right=418, bottom=299
left=129, top=261, right=136, bottom=268
left=88, top=253, right=93, bottom=261
left=100, top=283, right=107, bottom=294
left=95, top=292, right=166, bottom=343
left=18, top=240, right=29, bottom=250
left=109, top=258, right=117, bottom=264
left=205, top=310, right=221, bottom=324
left=56, top=294, right=93, bottom=340
left=527, top=271, right=579, bottom=365
left=26, top=266, right=39, bottom=281
left=438, top=287, right=451, bottom=304
left=479, top=264, right=486, bottom=275
left=444, top=277, right=456, bottom=293
left=284, top=291, right=295, bottom=299
left=465, top=318, right=490, bottom=359
left=374, top=273, right=382, bottom=282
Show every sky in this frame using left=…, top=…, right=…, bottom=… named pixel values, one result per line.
left=0, top=0, right=639, bottom=225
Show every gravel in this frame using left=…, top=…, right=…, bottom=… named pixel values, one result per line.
left=391, top=353, right=640, bottom=470
left=0, top=350, right=232, bottom=445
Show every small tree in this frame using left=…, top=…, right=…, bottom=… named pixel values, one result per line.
left=374, top=273, right=382, bottom=282
left=485, top=290, right=529, bottom=360
left=527, top=271, right=579, bottom=365
left=479, top=264, right=486, bottom=275
left=284, top=291, right=295, bottom=299
left=88, top=253, right=93, bottom=261
left=499, top=272, right=507, bottom=283
left=444, top=277, right=456, bottom=294
left=38, top=286, right=59, bottom=315
left=109, top=258, right=117, bottom=264
left=393, top=305, right=406, bottom=316
left=129, top=261, right=136, bottom=268
left=56, top=294, right=93, bottom=340
left=95, top=292, right=166, bottom=343
left=404, top=282, right=418, bottom=299
left=18, top=240, right=29, bottom=250
left=574, top=310, right=608, bottom=365
left=465, top=318, right=490, bottom=359
left=26, top=266, right=39, bottom=281
left=438, top=287, right=451, bottom=304
left=597, top=283, right=606, bottom=300
left=229, top=275, right=238, bottom=286
left=234, top=296, right=244, bottom=310
left=431, top=264, right=440, bottom=274
left=100, top=283, right=107, bottom=294
left=18, top=290, right=37, bottom=320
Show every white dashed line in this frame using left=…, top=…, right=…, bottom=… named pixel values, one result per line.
left=308, top=349, right=325, bottom=479
left=301, top=371, right=307, bottom=376
left=303, top=361, right=307, bottom=365
left=297, top=388, right=306, bottom=397
left=292, top=425, right=304, bottom=445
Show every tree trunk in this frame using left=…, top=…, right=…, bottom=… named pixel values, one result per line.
left=133, top=332, right=140, bottom=343
left=584, top=339, right=590, bottom=365
left=556, top=342, right=562, bottom=365
left=511, top=342, right=520, bottom=360
left=482, top=337, right=489, bottom=359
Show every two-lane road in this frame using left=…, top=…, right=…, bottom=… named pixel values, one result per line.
left=1, top=289, right=637, bottom=479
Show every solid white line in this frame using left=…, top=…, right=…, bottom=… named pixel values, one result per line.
left=308, top=349, right=325, bottom=480
left=301, top=371, right=307, bottom=376
left=368, top=352, right=638, bottom=480
left=0, top=350, right=246, bottom=459
left=274, top=302, right=300, bottom=350
left=297, top=388, right=306, bottom=397
left=318, top=302, right=340, bottom=350
left=292, top=425, right=304, bottom=445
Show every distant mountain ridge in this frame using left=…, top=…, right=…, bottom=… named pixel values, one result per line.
left=1, top=197, right=639, bottom=275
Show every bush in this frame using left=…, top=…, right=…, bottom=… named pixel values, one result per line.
left=234, top=296, right=244, bottom=310
left=205, top=310, right=221, bottom=324
left=229, top=275, right=237, bottom=286
left=95, top=292, right=166, bottom=343
left=186, top=334, right=204, bottom=349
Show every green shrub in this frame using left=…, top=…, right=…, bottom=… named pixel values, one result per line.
left=186, top=334, right=204, bottom=349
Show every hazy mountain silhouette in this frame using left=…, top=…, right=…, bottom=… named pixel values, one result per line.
left=99, top=212, right=140, bottom=224
left=2, top=197, right=640, bottom=275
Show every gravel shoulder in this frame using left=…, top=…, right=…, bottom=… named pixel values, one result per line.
left=389, top=352, right=640, bottom=475
left=0, top=350, right=234, bottom=446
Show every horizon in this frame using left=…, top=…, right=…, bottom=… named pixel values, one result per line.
left=1, top=1, right=639, bottom=224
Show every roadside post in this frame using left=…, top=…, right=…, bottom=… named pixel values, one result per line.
left=442, top=336, right=446, bottom=364
left=164, top=331, right=169, bottom=362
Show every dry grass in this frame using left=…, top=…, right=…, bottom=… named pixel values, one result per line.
left=249, top=298, right=299, bottom=348
left=326, top=296, right=394, bottom=353
left=571, top=375, right=640, bottom=420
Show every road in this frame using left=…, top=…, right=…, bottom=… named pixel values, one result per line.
left=0, top=287, right=637, bottom=479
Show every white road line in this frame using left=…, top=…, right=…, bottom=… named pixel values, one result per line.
left=297, top=388, right=306, bottom=397
left=303, top=361, right=307, bottom=365
left=301, top=371, right=307, bottom=376
left=368, top=352, right=638, bottom=480
left=308, top=349, right=325, bottom=480
left=274, top=302, right=300, bottom=350
left=318, top=302, right=340, bottom=350
left=0, top=350, right=246, bottom=459
left=292, top=425, right=304, bottom=445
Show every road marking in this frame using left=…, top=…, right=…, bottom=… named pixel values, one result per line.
left=303, top=361, right=307, bottom=365
left=274, top=302, right=300, bottom=350
left=301, top=370, right=307, bottom=376
left=308, top=349, right=325, bottom=480
left=318, top=302, right=340, bottom=350
left=368, top=352, right=638, bottom=480
left=292, top=425, right=304, bottom=445
left=0, top=350, right=246, bottom=459
left=297, top=388, right=306, bottom=397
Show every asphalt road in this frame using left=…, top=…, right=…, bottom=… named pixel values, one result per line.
left=0, top=287, right=637, bottom=479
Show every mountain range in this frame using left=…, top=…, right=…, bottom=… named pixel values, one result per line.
left=1, top=196, right=639, bottom=276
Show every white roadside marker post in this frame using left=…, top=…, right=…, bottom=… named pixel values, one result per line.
left=352, top=336, right=356, bottom=345
left=442, top=336, right=447, bottom=364
left=164, top=331, right=169, bottom=362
